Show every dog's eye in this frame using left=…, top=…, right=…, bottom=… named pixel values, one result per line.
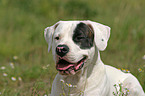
left=76, top=36, right=85, bottom=40
left=55, top=37, right=60, bottom=40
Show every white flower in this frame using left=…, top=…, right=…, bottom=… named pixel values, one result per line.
left=138, top=68, right=143, bottom=72
left=9, top=62, right=14, bottom=69
left=66, top=83, right=77, bottom=88
left=13, top=56, right=18, bottom=60
left=18, top=77, right=22, bottom=81
left=60, top=79, right=65, bottom=83
left=123, top=88, right=130, bottom=95
left=126, top=69, right=130, bottom=73
left=11, top=77, right=16, bottom=81
left=3, top=73, right=8, bottom=77
left=42, top=64, right=50, bottom=70
left=46, top=64, right=50, bottom=67
left=44, top=94, right=47, bottom=96
left=1, top=66, right=6, bottom=70
left=66, top=83, right=73, bottom=87
left=114, top=82, right=122, bottom=92
left=60, top=79, right=77, bottom=88
left=113, top=82, right=130, bottom=95
left=42, top=66, right=47, bottom=70
left=116, top=84, right=120, bottom=92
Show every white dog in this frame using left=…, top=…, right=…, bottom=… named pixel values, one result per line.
left=44, top=20, right=145, bottom=96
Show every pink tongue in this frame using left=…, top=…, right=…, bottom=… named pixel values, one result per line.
left=56, top=64, right=74, bottom=70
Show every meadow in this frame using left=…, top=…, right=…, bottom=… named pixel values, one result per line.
left=0, top=0, right=145, bottom=95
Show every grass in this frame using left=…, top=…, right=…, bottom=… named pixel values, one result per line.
left=0, top=0, right=145, bottom=95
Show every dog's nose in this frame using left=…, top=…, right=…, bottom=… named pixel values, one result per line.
left=56, top=45, right=69, bottom=57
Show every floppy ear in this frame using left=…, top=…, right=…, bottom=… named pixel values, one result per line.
left=85, top=20, right=111, bottom=51
left=44, top=22, right=59, bottom=52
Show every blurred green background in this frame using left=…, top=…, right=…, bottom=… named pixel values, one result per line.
left=0, top=0, right=145, bottom=95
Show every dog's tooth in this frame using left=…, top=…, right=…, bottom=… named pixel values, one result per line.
left=79, top=63, right=84, bottom=69
left=65, top=71, right=69, bottom=74
left=67, top=68, right=75, bottom=75
left=70, top=70, right=75, bottom=75
left=63, top=71, right=66, bottom=74
left=71, top=66, right=75, bottom=70
left=59, top=71, right=63, bottom=75
left=59, top=57, right=61, bottom=60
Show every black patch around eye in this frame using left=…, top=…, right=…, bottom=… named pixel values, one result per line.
left=73, top=22, right=94, bottom=49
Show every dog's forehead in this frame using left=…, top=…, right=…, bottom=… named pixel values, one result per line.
left=54, top=21, right=80, bottom=34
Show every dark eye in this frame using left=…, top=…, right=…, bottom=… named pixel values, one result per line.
left=55, top=37, right=59, bottom=40
left=76, top=36, right=85, bottom=40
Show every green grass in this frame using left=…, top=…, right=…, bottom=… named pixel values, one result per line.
left=0, top=0, right=145, bottom=95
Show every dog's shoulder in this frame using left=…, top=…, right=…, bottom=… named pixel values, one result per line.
left=105, top=65, right=128, bottom=76
left=105, top=65, right=129, bottom=83
left=105, top=65, right=145, bottom=95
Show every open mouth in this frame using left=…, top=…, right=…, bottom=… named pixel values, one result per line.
left=56, top=56, right=87, bottom=75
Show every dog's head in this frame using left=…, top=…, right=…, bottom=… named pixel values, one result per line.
left=44, top=20, right=110, bottom=75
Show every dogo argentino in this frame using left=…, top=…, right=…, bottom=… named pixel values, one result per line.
left=44, top=20, right=145, bottom=96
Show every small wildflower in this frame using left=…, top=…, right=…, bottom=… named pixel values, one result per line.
left=44, top=94, right=47, bottom=96
left=13, top=56, right=18, bottom=60
left=1, top=66, right=6, bottom=70
left=3, top=73, right=8, bottom=77
left=119, top=83, right=123, bottom=87
left=18, top=77, right=22, bottom=81
left=138, top=68, right=143, bottom=72
left=11, top=77, right=16, bottom=81
left=126, top=69, right=130, bottom=73
left=60, top=79, right=77, bottom=88
left=123, top=69, right=126, bottom=71
left=66, top=83, right=73, bottom=87
left=73, top=85, right=77, bottom=88
left=9, top=62, right=15, bottom=69
left=42, top=64, right=50, bottom=70
left=60, top=79, right=65, bottom=83
left=66, top=83, right=77, bottom=88
left=46, top=64, right=50, bottom=67
left=115, top=83, right=121, bottom=92
left=113, top=82, right=130, bottom=96
left=125, top=88, right=130, bottom=95
left=119, top=68, right=130, bottom=73
left=42, top=66, right=47, bottom=70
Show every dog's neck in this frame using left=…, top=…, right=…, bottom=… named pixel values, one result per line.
left=59, top=51, right=109, bottom=95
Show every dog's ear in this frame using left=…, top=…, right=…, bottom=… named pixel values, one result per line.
left=85, top=20, right=111, bottom=51
left=44, top=22, right=60, bottom=52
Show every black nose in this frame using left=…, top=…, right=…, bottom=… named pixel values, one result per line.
left=56, top=45, right=69, bottom=57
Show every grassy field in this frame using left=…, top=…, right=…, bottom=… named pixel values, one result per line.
left=0, top=0, right=145, bottom=95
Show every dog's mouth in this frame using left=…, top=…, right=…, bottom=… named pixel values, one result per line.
left=56, top=56, right=87, bottom=75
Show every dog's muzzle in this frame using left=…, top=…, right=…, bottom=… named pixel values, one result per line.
left=55, top=44, right=87, bottom=75
left=56, top=56, right=87, bottom=75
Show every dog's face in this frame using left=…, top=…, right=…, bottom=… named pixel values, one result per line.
left=44, top=21, right=110, bottom=75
